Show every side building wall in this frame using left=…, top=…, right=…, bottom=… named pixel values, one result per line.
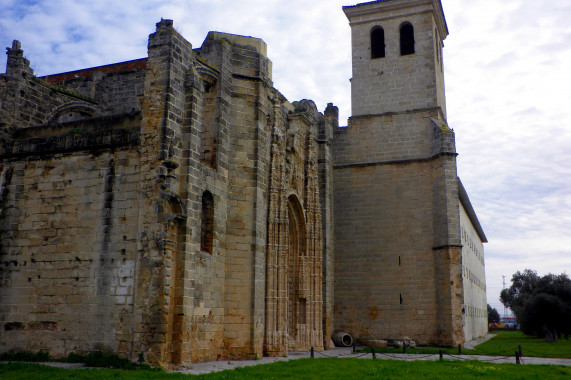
left=460, top=203, right=487, bottom=341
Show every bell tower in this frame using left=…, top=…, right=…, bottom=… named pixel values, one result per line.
left=333, top=0, right=465, bottom=347
left=344, top=0, right=448, bottom=119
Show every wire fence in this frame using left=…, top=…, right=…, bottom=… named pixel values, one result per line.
left=309, top=346, right=521, bottom=364
left=313, top=349, right=370, bottom=359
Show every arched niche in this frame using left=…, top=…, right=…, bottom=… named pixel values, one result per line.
left=48, top=101, right=101, bottom=124
left=286, top=194, right=307, bottom=343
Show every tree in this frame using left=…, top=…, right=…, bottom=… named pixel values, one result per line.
left=500, top=269, right=571, bottom=341
left=487, top=304, right=500, bottom=324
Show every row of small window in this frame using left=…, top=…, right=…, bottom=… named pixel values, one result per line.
left=461, top=227, right=484, bottom=265
left=463, top=265, right=486, bottom=291
left=371, top=22, right=415, bottom=59
left=463, top=305, right=485, bottom=318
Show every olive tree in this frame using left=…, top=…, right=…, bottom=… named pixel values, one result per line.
left=500, top=269, right=571, bottom=341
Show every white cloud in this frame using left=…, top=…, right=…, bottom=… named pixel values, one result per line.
left=444, top=0, right=571, bottom=310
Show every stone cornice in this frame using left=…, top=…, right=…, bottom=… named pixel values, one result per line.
left=343, top=0, right=448, bottom=40
left=332, top=151, right=457, bottom=170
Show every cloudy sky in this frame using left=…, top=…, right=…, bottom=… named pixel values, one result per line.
left=1, top=0, right=570, bottom=314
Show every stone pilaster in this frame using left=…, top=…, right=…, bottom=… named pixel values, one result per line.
left=319, top=103, right=335, bottom=348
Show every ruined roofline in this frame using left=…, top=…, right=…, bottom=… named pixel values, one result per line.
left=35, top=29, right=268, bottom=86
left=40, top=58, right=148, bottom=84
left=202, top=31, right=268, bottom=57
left=200, top=31, right=273, bottom=80
left=458, top=178, right=488, bottom=243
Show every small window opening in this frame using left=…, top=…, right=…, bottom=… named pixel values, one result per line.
left=200, top=191, right=214, bottom=253
left=201, top=77, right=218, bottom=168
left=370, top=26, right=385, bottom=59
left=400, top=22, right=415, bottom=56
left=400, top=293, right=403, bottom=304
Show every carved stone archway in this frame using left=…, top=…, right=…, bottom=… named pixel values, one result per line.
left=264, top=99, right=323, bottom=356
left=47, top=101, right=101, bottom=124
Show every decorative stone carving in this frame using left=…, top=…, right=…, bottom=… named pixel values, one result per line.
left=264, top=95, right=324, bottom=356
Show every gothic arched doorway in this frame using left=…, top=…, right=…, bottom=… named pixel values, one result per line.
left=265, top=190, right=322, bottom=355
left=286, top=194, right=307, bottom=349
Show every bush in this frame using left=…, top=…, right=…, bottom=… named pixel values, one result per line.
left=0, top=350, right=50, bottom=362
left=488, top=304, right=500, bottom=324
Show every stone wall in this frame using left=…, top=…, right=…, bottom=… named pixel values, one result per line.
left=43, top=59, right=147, bottom=119
left=0, top=19, right=333, bottom=367
left=221, top=36, right=272, bottom=359
left=0, top=43, right=148, bottom=357
left=0, top=147, right=141, bottom=357
left=333, top=112, right=463, bottom=346
left=333, top=158, right=438, bottom=342
left=0, top=41, right=97, bottom=132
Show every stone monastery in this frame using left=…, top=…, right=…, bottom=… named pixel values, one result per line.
left=0, top=0, right=487, bottom=367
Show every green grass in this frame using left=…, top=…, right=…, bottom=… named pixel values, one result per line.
left=357, top=345, right=475, bottom=355
left=357, top=331, right=571, bottom=359
left=472, top=331, right=571, bottom=358
left=1, top=359, right=571, bottom=380
left=2, top=332, right=570, bottom=378
left=0, top=350, right=155, bottom=370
